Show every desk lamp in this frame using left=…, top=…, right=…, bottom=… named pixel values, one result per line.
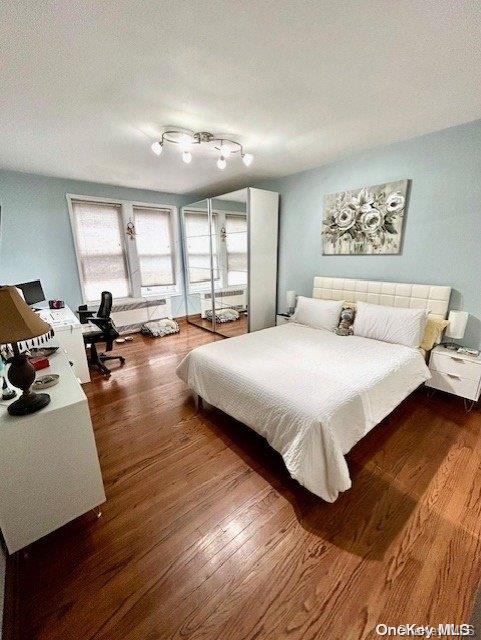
left=443, top=310, right=469, bottom=351
left=0, top=286, right=53, bottom=416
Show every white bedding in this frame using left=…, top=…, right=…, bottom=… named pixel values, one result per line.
left=176, top=323, right=431, bottom=502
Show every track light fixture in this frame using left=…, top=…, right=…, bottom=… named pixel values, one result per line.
left=150, top=129, right=253, bottom=170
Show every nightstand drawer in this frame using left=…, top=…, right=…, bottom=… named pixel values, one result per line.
left=426, top=371, right=480, bottom=401
left=430, top=351, right=481, bottom=380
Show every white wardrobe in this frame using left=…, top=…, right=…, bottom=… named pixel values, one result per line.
left=181, top=187, right=279, bottom=337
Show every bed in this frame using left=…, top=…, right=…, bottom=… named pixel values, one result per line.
left=176, top=277, right=451, bottom=502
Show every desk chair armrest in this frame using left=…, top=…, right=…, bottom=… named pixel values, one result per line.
left=78, top=305, right=95, bottom=324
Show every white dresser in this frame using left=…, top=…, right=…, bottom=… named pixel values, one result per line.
left=426, top=345, right=481, bottom=407
left=38, top=306, right=90, bottom=383
left=0, top=351, right=105, bottom=553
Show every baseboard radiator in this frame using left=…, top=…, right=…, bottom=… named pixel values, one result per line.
left=88, top=298, right=173, bottom=334
left=200, top=289, right=247, bottom=319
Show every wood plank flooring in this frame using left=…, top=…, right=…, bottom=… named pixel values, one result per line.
left=16, top=322, right=481, bottom=639
left=187, top=314, right=248, bottom=338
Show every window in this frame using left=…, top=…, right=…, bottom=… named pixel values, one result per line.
left=225, top=214, right=248, bottom=286
left=69, top=196, right=179, bottom=302
left=184, top=210, right=219, bottom=285
left=183, top=209, right=248, bottom=292
left=71, top=200, right=131, bottom=302
left=133, top=206, right=176, bottom=295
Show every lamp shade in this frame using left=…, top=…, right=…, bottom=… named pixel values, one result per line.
left=286, top=290, right=296, bottom=311
left=445, top=310, right=469, bottom=340
left=0, top=286, right=52, bottom=345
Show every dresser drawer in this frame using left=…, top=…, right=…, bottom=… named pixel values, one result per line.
left=426, top=371, right=481, bottom=401
left=430, top=351, right=481, bottom=380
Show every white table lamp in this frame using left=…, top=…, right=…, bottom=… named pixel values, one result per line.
left=444, top=310, right=469, bottom=348
left=286, top=291, right=296, bottom=315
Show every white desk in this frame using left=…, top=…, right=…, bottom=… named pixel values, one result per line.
left=38, top=306, right=90, bottom=383
left=0, top=351, right=105, bottom=553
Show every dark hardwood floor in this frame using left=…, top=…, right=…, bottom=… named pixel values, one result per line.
left=16, top=322, right=481, bottom=639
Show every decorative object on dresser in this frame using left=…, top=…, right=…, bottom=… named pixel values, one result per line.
left=443, top=310, right=469, bottom=350
left=48, top=299, right=65, bottom=309
left=0, top=351, right=16, bottom=400
left=0, top=286, right=54, bottom=416
left=426, top=344, right=481, bottom=411
left=322, top=179, right=409, bottom=255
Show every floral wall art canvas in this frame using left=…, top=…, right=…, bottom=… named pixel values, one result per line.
left=322, top=179, right=409, bottom=255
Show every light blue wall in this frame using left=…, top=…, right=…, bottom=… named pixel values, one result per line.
left=258, top=119, right=481, bottom=348
left=0, top=170, right=188, bottom=315
left=2, top=120, right=481, bottom=345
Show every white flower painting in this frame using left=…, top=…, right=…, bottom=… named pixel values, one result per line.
left=322, top=179, right=409, bottom=255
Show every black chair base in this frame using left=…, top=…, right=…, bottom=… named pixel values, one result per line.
left=88, top=344, right=125, bottom=378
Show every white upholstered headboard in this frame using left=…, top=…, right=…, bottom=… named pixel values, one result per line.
left=313, top=276, right=451, bottom=318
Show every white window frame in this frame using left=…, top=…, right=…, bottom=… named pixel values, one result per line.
left=67, top=194, right=182, bottom=304
left=182, top=207, right=221, bottom=293
left=224, top=212, right=248, bottom=289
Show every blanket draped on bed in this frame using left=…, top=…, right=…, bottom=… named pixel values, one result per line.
left=176, top=323, right=430, bottom=501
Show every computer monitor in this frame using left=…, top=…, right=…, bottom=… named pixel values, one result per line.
left=15, top=280, right=46, bottom=306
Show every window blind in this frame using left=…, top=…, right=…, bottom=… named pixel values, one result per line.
left=184, top=211, right=219, bottom=284
left=133, top=206, right=175, bottom=287
left=225, top=214, right=248, bottom=286
left=71, top=200, right=130, bottom=301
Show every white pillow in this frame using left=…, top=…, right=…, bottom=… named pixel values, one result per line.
left=353, top=301, right=428, bottom=348
left=291, top=296, right=343, bottom=331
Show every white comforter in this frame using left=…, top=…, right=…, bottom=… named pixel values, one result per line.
left=176, top=323, right=430, bottom=502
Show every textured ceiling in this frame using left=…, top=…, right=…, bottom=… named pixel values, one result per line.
left=1, top=0, right=481, bottom=194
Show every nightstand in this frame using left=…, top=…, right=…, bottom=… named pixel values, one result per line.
left=426, top=345, right=481, bottom=411
left=276, top=313, right=291, bottom=326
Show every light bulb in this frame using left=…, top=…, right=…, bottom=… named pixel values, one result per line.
left=151, top=141, right=162, bottom=156
left=242, top=153, right=253, bottom=167
left=179, top=133, right=193, bottom=151
left=182, top=150, right=192, bottom=164
left=219, top=143, right=231, bottom=158
left=217, top=156, right=226, bottom=170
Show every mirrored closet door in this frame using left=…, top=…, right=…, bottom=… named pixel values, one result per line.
left=181, top=188, right=278, bottom=338
left=182, top=198, right=216, bottom=333
left=210, top=191, right=248, bottom=337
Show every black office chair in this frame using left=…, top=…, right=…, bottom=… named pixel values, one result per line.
left=78, top=291, right=125, bottom=377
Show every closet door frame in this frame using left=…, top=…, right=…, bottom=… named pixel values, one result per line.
left=246, top=188, right=279, bottom=332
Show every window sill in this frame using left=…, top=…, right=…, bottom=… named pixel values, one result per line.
left=86, top=291, right=182, bottom=306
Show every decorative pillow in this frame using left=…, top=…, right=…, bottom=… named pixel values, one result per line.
left=353, top=301, right=428, bottom=348
left=335, top=307, right=355, bottom=336
left=420, top=314, right=448, bottom=351
left=291, top=296, right=344, bottom=332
